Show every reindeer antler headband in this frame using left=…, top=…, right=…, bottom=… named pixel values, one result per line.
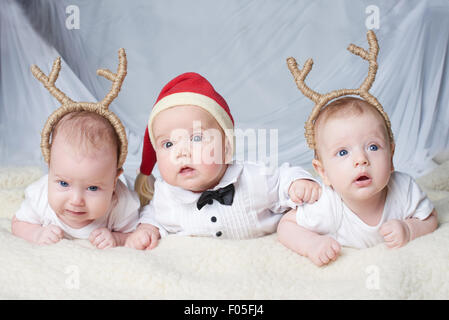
left=31, top=48, right=128, bottom=168
left=287, top=30, right=393, bottom=149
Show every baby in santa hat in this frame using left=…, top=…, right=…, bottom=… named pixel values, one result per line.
left=125, top=72, right=321, bottom=250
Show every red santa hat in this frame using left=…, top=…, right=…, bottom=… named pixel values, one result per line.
left=139, top=72, right=235, bottom=176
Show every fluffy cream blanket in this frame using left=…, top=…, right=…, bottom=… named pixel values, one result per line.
left=1, top=163, right=448, bottom=299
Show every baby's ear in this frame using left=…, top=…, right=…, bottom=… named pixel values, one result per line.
left=390, top=142, right=395, bottom=171
left=312, top=159, right=331, bottom=186
left=114, top=168, right=124, bottom=189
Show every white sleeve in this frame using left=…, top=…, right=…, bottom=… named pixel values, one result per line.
left=109, top=180, right=140, bottom=233
left=402, top=173, right=434, bottom=220
left=265, top=162, right=318, bottom=212
left=138, top=203, right=168, bottom=237
left=138, top=179, right=169, bottom=237
left=14, top=175, right=48, bottom=225
left=295, top=185, right=339, bottom=235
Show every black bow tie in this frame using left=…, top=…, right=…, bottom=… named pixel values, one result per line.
left=196, top=184, right=235, bottom=210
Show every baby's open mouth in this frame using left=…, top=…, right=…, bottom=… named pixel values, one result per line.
left=179, top=166, right=195, bottom=175
left=353, top=173, right=372, bottom=187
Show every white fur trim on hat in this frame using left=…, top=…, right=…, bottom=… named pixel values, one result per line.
left=148, top=92, right=234, bottom=154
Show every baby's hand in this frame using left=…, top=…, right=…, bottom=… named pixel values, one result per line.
left=89, top=228, right=116, bottom=249
left=125, top=224, right=160, bottom=250
left=289, top=179, right=321, bottom=205
left=34, top=224, right=64, bottom=245
left=379, top=219, right=410, bottom=249
left=306, top=235, right=341, bottom=267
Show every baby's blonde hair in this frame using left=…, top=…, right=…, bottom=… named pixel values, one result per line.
left=135, top=172, right=155, bottom=206
left=51, top=111, right=120, bottom=164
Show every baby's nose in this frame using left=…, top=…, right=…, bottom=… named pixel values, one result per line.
left=175, top=140, right=191, bottom=158
left=354, top=152, right=369, bottom=167
left=70, top=190, right=85, bottom=206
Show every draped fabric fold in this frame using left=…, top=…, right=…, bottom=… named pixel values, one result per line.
left=1, top=0, right=448, bottom=179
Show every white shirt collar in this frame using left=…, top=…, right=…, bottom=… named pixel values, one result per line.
left=162, top=162, right=244, bottom=204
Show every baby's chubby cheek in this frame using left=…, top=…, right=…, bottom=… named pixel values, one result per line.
left=201, top=162, right=225, bottom=175
left=47, top=185, right=63, bottom=214
left=191, top=141, right=225, bottom=165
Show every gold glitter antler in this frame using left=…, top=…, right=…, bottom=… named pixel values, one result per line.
left=286, top=30, right=392, bottom=149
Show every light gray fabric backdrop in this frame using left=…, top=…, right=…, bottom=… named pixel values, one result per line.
left=1, top=0, right=448, bottom=182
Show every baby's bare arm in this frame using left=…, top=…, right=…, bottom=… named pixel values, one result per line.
left=11, top=215, right=41, bottom=242
left=277, top=210, right=315, bottom=256
left=277, top=209, right=341, bottom=266
left=405, top=209, right=438, bottom=241
left=380, top=209, right=438, bottom=248
left=11, top=215, right=63, bottom=244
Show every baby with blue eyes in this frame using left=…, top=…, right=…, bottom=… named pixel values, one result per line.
left=125, top=72, right=321, bottom=250
left=12, top=111, right=140, bottom=248
left=277, top=97, right=438, bottom=267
